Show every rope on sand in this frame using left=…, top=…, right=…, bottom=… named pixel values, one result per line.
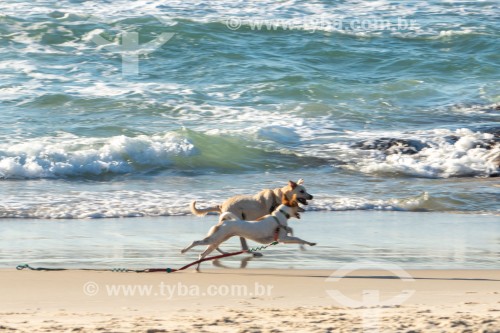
left=16, top=241, right=280, bottom=273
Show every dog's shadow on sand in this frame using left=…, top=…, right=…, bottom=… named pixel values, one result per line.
left=212, top=256, right=255, bottom=269
left=211, top=245, right=306, bottom=270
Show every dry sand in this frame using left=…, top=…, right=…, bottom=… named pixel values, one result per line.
left=0, top=270, right=500, bottom=332
left=1, top=269, right=499, bottom=332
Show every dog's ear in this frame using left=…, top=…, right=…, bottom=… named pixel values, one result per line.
left=288, top=180, right=297, bottom=189
left=297, top=179, right=304, bottom=185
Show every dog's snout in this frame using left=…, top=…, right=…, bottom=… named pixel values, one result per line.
left=308, top=194, right=313, bottom=200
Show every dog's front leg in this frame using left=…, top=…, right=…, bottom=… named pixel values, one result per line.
left=239, top=237, right=249, bottom=251
left=278, top=234, right=316, bottom=246
left=286, top=227, right=306, bottom=251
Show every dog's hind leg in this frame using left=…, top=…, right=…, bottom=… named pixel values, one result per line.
left=216, top=247, right=228, bottom=255
left=182, top=223, right=225, bottom=254
left=181, top=231, right=218, bottom=253
left=181, top=239, right=209, bottom=254
left=196, top=244, right=218, bottom=271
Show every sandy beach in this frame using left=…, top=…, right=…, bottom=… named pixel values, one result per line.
left=1, top=213, right=499, bottom=331
left=2, top=268, right=499, bottom=332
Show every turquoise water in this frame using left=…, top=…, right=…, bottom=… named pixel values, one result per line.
left=0, top=1, right=499, bottom=218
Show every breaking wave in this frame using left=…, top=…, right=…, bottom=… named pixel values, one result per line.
left=0, top=129, right=324, bottom=179
left=0, top=191, right=444, bottom=219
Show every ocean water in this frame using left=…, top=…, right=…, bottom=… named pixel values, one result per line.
left=0, top=0, right=499, bottom=221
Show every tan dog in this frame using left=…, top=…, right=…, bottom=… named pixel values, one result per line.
left=182, top=195, right=316, bottom=271
left=190, top=179, right=314, bottom=254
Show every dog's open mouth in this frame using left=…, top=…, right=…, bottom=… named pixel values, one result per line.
left=297, top=198, right=308, bottom=205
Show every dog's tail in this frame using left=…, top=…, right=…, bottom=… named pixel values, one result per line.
left=190, top=201, right=222, bottom=217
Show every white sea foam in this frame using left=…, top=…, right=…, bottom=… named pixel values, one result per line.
left=336, top=128, right=499, bottom=178
left=0, top=133, right=194, bottom=179
left=310, top=192, right=432, bottom=212
left=0, top=189, right=432, bottom=219
left=0, top=190, right=194, bottom=219
left=64, top=81, right=193, bottom=98
left=26, top=72, right=72, bottom=82
left=0, top=60, right=36, bottom=73
left=449, top=103, right=499, bottom=115
left=0, top=80, right=44, bottom=102
left=165, top=99, right=317, bottom=141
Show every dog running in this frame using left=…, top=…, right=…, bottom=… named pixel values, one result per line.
left=182, top=194, right=316, bottom=271
left=190, top=179, right=314, bottom=253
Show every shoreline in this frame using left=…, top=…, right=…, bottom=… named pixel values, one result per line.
left=2, top=268, right=499, bottom=332
left=1, top=211, right=499, bottom=270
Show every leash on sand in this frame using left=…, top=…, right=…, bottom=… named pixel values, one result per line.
left=16, top=241, right=279, bottom=273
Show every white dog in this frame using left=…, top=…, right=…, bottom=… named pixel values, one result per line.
left=182, top=195, right=316, bottom=271
left=190, top=179, right=314, bottom=253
